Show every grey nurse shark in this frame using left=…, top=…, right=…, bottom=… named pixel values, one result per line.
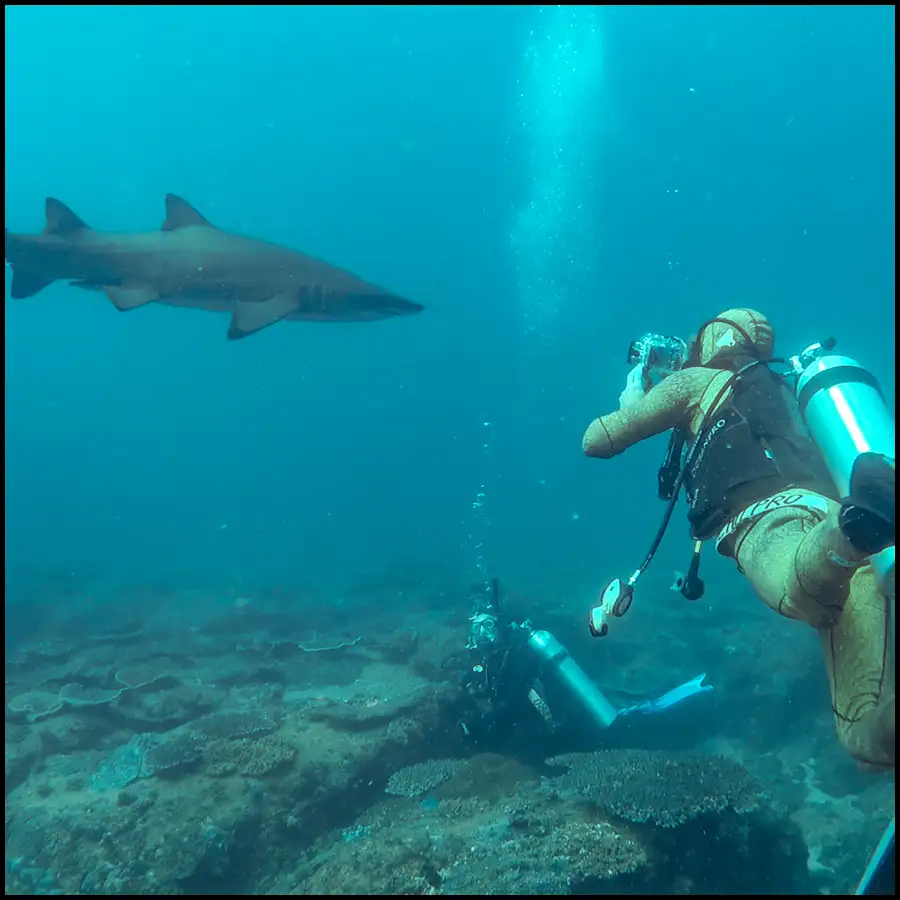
left=5, top=194, right=423, bottom=339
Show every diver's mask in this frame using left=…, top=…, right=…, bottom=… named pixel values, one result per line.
left=626, top=333, right=689, bottom=392
left=466, top=579, right=501, bottom=652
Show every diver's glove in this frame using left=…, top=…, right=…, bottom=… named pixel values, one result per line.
left=618, top=364, right=646, bottom=410
left=839, top=452, right=896, bottom=555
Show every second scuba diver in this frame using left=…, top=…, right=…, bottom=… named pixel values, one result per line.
left=581, top=308, right=895, bottom=769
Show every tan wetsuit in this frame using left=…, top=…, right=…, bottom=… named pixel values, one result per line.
left=583, top=335, right=894, bottom=769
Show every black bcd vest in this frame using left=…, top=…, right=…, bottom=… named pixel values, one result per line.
left=682, top=359, right=839, bottom=541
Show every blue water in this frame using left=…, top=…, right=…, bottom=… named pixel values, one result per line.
left=5, top=5, right=893, bottom=607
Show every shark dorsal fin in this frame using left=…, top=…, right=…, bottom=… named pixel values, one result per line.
left=44, top=198, right=90, bottom=235
left=162, top=194, right=213, bottom=231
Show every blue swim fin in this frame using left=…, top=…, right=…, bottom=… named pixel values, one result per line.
left=618, top=673, right=713, bottom=717
left=855, top=817, right=894, bottom=895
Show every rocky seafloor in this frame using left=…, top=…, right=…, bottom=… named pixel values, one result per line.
left=5, top=576, right=894, bottom=895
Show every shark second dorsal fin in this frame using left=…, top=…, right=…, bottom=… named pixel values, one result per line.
left=162, top=194, right=213, bottom=231
left=44, top=198, right=90, bottom=235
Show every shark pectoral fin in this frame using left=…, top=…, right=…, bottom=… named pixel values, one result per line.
left=227, top=294, right=298, bottom=340
left=104, top=285, right=159, bottom=311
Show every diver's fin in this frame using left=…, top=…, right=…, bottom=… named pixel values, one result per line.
left=651, top=673, right=713, bottom=711
left=840, top=452, right=896, bottom=555
left=618, top=673, right=713, bottom=717
left=855, top=817, right=894, bottom=895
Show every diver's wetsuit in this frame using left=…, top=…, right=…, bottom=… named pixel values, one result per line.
left=583, top=354, right=894, bottom=769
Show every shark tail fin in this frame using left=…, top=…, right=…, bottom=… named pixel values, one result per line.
left=6, top=197, right=90, bottom=299
left=5, top=230, right=58, bottom=298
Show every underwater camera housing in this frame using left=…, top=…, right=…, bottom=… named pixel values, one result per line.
left=626, top=333, right=689, bottom=390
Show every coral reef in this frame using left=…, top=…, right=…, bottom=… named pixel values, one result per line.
left=6, top=690, right=64, bottom=721
left=4, top=600, right=458, bottom=894
left=545, top=748, right=765, bottom=827
left=142, top=730, right=207, bottom=776
left=385, top=758, right=465, bottom=797
left=114, top=662, right=176, bottom=689
left=58, top=683, right=125, bottom=707
left=264, top=752, right=809, bottom=895
left=92, top=734, right=154, bottom=790
left=204, top=734, right=296, bottom=777
left=283, top=793, right=649, bottom=895
left=192, top=709, right=277, bottom=741
left=4, top=582, right=892, bottom=895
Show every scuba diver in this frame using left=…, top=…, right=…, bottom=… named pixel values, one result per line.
left=452, top=577, right=712, bottom=750
left=581, top=308, right=895, bottom=771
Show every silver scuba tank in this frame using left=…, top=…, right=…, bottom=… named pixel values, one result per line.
left=793, top=346, right=895, bottom=601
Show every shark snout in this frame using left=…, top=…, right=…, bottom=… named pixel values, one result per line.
left=381, top=294, right=424, bottom=316
left=364, top=293, right=424, bottom=318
